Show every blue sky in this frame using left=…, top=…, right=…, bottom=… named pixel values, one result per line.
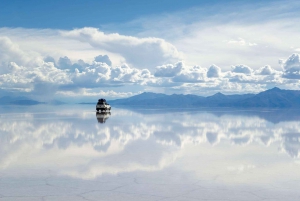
left=0, top=0, right=214, bottom=29
left=0, top=0, right=300, bottom=102
left=1, top=0, right=258, bottom=29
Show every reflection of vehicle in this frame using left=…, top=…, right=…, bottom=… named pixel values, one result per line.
left=96, top=111, right=111, bottom=123
left=96, top=99, right=111, bottom=112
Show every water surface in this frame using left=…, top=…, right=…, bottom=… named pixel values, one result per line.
left=0, top=105, right=300, bottom=200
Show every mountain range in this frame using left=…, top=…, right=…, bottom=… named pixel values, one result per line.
left=0, top=96, right=65, bottom=105
left=2, top=87, right=300, bottom=108
left=109, top=87, right=300, bottom=108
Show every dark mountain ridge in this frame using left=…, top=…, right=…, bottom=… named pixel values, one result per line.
left=109, top=88, right=300, bottom=108
left=232, top=87, right=300, bottom=108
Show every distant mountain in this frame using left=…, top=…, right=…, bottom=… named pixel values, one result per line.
left=232, top=87, right=300, bottom=108
left=0, top=96, right=44, bottom=105
left=0, top=96, right=28, bottom=104
left=109, top=88, right=300, bottom=108
left=0, top=96, right=14, bottom=103
left=110, top=92, right=205, bottom=107
left=194, top=93, right=255, bottom=107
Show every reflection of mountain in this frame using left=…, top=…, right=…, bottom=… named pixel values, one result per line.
left=1, top=107, right=300, bottom=179
left=110, top=87, right=300, bottom=108
left=96, top=111, right=111, bottom=123
left=203, top=109, right=300, bottom=124
left=121, top=107, right=300, bottom=124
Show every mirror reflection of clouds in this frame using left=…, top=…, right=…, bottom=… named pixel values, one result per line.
left=0, top=106, right=300, bottom=182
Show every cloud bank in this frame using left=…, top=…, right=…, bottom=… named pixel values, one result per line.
left=0, top=27, right=300, bottom=100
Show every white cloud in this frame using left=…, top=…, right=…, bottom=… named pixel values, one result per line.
left=111, top=63, right=152, bottom=83
left=154, top=62, right=183, bottom=77
left=94, top=55, right=112, bottom=66
left=282, top=53, right=300, bottom=70
left=255, top=65, right=278, bottom=75
left=61, top=27, right=182, bottom=69
left=1, top=26, right=300, bottom=100
left=0, top=37, right=153, bottom=98
left=172, top=65, right=207, bottom=83
left=231, top=65, right=253, bottom=75
left=227, top=38, right=257, bottom=47
left=145, top=77, right=181, bottom=88
left=207, top=64, right=221, bottom=78
left=0, top=37, right=43, bottom=70
left=57, top=89, right=137, bottom=98
left=71, top=62, right=111, bottom=88
left=228, top=73, right=254, bottom=83
left=0, top=27, right=182, bottom=71
left=281, top=53, right=300, bottom=79
left=0, top=61, right=70, bottom=94
left=130, top=1, right=300, bottom=71
left=227, top=38, right=247, bottom=46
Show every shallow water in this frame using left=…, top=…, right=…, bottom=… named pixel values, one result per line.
left=0, top=105, right=300, bottom=201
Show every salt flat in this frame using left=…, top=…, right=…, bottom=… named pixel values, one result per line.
left=0, top=105, right=299, bottom=201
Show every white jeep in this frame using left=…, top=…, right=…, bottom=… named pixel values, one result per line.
left=96, top=99, right=111, bottom=112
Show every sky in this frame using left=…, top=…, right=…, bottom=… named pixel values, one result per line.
left=1, top=0, right=300, bottom=102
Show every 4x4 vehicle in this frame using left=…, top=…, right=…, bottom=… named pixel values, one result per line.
left=96, top=99, right=111, bottom=112
left=96, top=111, right=111, bottom=123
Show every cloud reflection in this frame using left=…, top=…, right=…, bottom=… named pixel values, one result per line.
left=0, top=107, right=300, bottom=179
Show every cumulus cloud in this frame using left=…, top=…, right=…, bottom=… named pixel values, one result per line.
left=207, top=64, right=221, bottom=78
left=57, top=89, right=137, bottom=98
left=94, top=55, right=112, bottom=66
left=228, top=73, right=256, bottom=83
left=111, top=64, right=152, bottom=83
left=55, top=55, right=108, bottom=72
left=0, top=37, right=43, bottom=70
left=172, top=65, right=207, bottom=83
left=255, top=65, right=276, bottom=75
left=0, top=37, right=29, bottom=66
left=282, top=53, right=300, bottom=70
left=281, top=53, right=300, bottom=79
left=44, top=56, right=56, bottom=64
left=1, top=32, right=300, bottom=100
left=231, top=65, right=253, bottom=75
left=68, top=61, right=152, bottom=89
left=71, top=62, right=111, bottom=88
left=61, top=27, right=182, bottom=69
left=57, top=56, right=72, bottom=69
left=0, top=61, right=70, bottom=94
left=154, top=62, right=183, bottom=77
left=0, top=37, right=153, bottom=98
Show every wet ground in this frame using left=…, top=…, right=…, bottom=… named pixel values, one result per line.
left=0, top=105, right=299, bottom=200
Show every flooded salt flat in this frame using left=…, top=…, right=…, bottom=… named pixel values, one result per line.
left=0, top=105, right=300, bottom=201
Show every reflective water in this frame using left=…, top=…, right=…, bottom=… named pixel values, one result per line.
left=0, top=105, right=300, bottom=201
